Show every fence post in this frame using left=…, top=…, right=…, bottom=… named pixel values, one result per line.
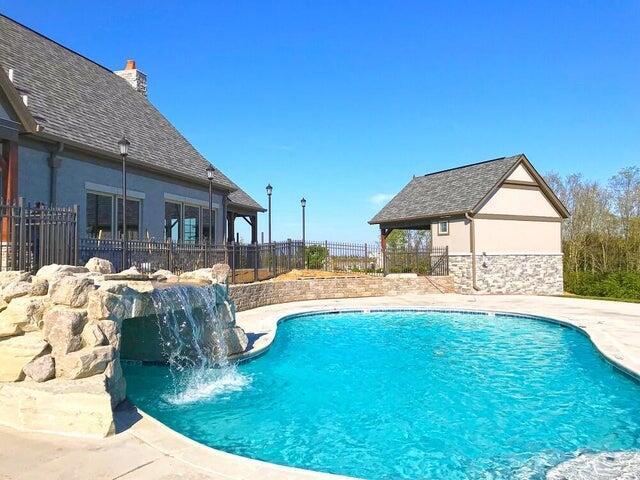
left=253, top=243, right=258, bottom=282
left=72, top=205, right=79, bottom=266
left=445, top=246, right=449, bottom=276
left=324, top=240, right=328, bottom=271
left=166, top=239, right=172, bottom=272
left=383, top=244, right=388, bottom=276
left=18, top=197, right=25, bottom=271
left=287, top=239, right=292, bottom=271
left=231, top=242, right=236, bottom=283
left=364, top=243, right=368, bottom=272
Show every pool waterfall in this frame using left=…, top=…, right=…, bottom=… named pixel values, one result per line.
left=121, top=283, right=250, bottom=404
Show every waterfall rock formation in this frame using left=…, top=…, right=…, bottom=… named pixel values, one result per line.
left=0, top=258, right=248, bottom=437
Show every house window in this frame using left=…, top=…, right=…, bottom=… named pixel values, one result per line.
left=183, top=205, right=200, bottom=243
left=165, top=202, right=182, bottom=242
left=201, top=208, right=216, bottom=243
left=438, top=221, right=449, bottom=235
left=116, top=197, right=141, bottom=240
left=164, top=201, right=217, bottom=243
left=86, top=192, right=113, bottom=238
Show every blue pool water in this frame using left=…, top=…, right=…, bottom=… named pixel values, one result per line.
left=123, top=310, right=640, bottom=479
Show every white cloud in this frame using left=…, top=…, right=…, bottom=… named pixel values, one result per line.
left=369, top=193, right=394, bottom=205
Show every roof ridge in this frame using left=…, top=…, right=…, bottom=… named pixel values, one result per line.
left=0, top=14, right=115, bottom=74
left=421, top=154, right=521, bottom=178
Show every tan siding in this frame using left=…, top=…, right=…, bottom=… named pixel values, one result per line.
left=479, top=186, right=561, bottom=217
left=474, top=218, right=562, bottom=253
left=506, top=163, right=535, bottom=182
left=431, top=218, right=471, bottom=254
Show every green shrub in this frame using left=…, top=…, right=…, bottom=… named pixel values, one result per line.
left=564, top=271, right=640, bottom=300
left=305, top=245, right=329, bottom=270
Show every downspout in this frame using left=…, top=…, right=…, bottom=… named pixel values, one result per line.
left=48, top=142, right=64, bottom=205
left=465, top=212, right=480, bottom=291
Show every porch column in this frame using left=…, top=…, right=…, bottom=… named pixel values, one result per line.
left=380, top=227, right=391, bottom=276
left=2, top=140, right=18, bottom=202
left=250, top=215, right=258, bottom=244
left=227, top=211, right=236, bottom=243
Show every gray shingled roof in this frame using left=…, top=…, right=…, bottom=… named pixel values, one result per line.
left=228, top=187, right=266, bottom=213
left=369, top=155, right=523, bottom=224
left=0, top=15, right=264, bottom=212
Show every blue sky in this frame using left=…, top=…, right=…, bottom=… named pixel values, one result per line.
left=1, top=1, right=638, bottom=242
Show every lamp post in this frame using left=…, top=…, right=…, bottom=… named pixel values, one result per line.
left=301, top=197, right=306, bottom=269
left=206, top=165, right=215, bottom=244
left=266, top=184, right=273, bottom=244
left=117, top=136, right=130, bottom=270
left=301, top=197, right=306, bottom=244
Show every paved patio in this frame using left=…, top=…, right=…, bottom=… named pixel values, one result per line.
left=1, top=294, right=639, bottom=480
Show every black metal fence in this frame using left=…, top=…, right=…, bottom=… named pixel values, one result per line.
left=0, top=199, right=78, bottom=272
left=79, top=238, right=307, bottom=283
left=1, top=198, right=449, bottom=281
left=382, top=245, right=449, bottom=276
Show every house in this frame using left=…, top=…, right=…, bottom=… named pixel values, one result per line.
left=369, top=154, right=570, bottom=294
left=0, top=15, right=264, bottom=246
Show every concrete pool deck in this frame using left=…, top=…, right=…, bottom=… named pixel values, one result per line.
left=1, top=294, right=639, bottom=480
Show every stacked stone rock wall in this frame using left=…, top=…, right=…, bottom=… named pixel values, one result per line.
left=229, top=275, right=455, bottom=312
left=0, top=260, right=243, bottom=437
left=448, top=254, right=563, bottom=295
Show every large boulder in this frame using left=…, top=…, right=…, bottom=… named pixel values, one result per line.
left=43, top=307, right=87, bottom=356
left=85, top=257, right=115, bottom=275
left=35, top=264, right=89, bottom=282
left=55, top=345, right=115, bottom=379
left=179, top=268, right=222, bottom=284
left=2, top=276, right=47, bottom=302
left=98, top=319, right=121, bottom=349
left=49, top=275, right=94, bottom=308
left=87, top=287, right=130, bottom=322
left=0, top=376, right=116, bottom=437
left=23, top=354, right=55, bottom=382
left=151, top=269, right=179, bottom=282
left=212, top=263, right=231, bottom=283
left=29, top=276, right=49, bottom=296
left=223, top=326, right=249, bottom=355
left=104, top=358, right=126, bottom=407
left=2, top=279, right=32, bottom=303
left=81, top=323, right=107, bottom=348
left=0, top=296, right=49, bottom=336
left=0, top=271, right=30, bottom=289
left=0, top=332, right=48, bottom=381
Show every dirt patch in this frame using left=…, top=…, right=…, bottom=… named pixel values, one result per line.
left=272, top=269, right=368, bottom=281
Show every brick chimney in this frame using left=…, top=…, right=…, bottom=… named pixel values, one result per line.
left=114, top=60, right=147, bottom=97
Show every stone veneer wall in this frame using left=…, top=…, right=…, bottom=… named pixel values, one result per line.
left=229, top=275, right=455, bottom=312
left=449, top=254, right=563, bottom=295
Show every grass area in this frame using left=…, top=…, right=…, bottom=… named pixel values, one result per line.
left=559, top=293, right=640, bottom=304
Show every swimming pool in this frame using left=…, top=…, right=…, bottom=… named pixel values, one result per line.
left=124, top=310, right=640, bottom=479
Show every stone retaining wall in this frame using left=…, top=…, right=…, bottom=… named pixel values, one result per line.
left=449, top=254, right=563, bottom=295
left=229, top=275, right=455, bottom=312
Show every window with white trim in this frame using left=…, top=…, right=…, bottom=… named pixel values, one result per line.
left=438, top=221, right=449, bottom=235
left=86, top=192, right=141, bottom=239
left=164, top=201, right=216, bottom=243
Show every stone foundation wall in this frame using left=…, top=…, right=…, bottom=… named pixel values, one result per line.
left=449, top=254, right=563, bottom=295
left=229, top=275, right=455, bottom=312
